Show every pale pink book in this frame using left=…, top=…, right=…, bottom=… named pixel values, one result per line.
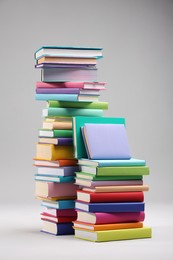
left=75, top=179, right=143, bottom=188
left=36, top=81, right=106, bottom=90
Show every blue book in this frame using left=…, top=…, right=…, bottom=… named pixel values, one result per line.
left=35, top=93, right=78, bottom=101
left=75, top=201, right=145, bottom=213
left=78, top=158, right=146, bottom=167
left=34, top=175, right=74, bottom=183
left=42, top=222, right=74, bottom=235
left=41, top=200, right=75, bottom=209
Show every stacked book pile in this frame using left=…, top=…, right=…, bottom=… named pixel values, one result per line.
left=34, top=46, right=108, bottom=235
left=73, top=122, right=152, bottom=242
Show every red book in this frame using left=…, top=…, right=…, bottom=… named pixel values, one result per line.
left=77, top=190, right=144, bottom=203
left=41, top=213, right=76, bottom=223
left=41, top=208, right=77, bottom=217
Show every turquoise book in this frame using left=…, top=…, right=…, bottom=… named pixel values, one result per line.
left=43, top=108, right=103, bottom=117
left=78, top=158, right=146, bottom=167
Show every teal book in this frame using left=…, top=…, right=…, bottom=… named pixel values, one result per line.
left=78, top=158, right=146, bottom=167
left=41, top=200, right=75, bottom=209
left=35, top=93, right=78, bottom=101
left=43, top=108, right=103, bottom=117
left=75, top=172, right=143, bottom=181
left=34, top=175, right=74, bottom=183
left=39, top=129, right=72, bottom=138
left=73, top=117, right=126, bottom=159
left=48, top=101, right=109, bottom=110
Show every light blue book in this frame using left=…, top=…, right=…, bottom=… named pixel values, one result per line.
left=34, top=175, right=74, bottom=183
left=43, top=107, right=103, bottom=117
left=41, top=200, right=75, bottom=209
left=78, top=158, right=146, bottom=167
left=35, top=93, right=78, bottom=101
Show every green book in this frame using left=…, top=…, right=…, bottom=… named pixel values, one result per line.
left=48, top=101, right=108, bottom=110
left=74, top=227, right=152, bottom=242
left=39, top=129, right=72, bottom=138
left=80, top=165, right=150, bottom=176
left=75, top=172, right=143, bottom=181
left=73, top=116, right=125, bottom=159
left=43, top=107, right=103, bottom=117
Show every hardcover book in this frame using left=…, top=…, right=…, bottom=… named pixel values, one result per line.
left=36, top=81, right=106, bottom=89
left=42, top=221, right=74, bottom=235
left=75, top=178, right=143, bottom=187
left=43, top=108, right=103, bottom=118
left=36, top=166, right=79, bottom=176
left=78, top=158, right=146, bottom=167
left=48, top=101, right=108, bottom=110
left=82, top=185, right=149, bottom=193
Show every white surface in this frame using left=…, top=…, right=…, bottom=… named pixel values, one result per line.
left=1, top=203, right=173, bottom=260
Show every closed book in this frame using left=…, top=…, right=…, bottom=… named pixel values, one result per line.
left=75, top=178, right=143, bottom=188
left=48, top=101, right=108, bottom=110
left=42, top=221, right=74, bottom=235
left=80, top=165, right=150, bottom=176
left=36, top=57, right=97, bottom=65
left=42, top=208, right=77, bottom=217
left=39, top=129, right=72, bottom=138
left=35, top=46, right=103, bottom=60
left=73, top=221, right=143, bottom=231
left=82, top=185, right=149, bottom=193
left=74, top=227, right=152, bottom=242
left=38, top=137, right=73, bottom=146
left=33, top=159, right=77, bottom=167
left=42, top=120, right=72, bottom=130
left=77, top=191, right=144, bottom=203
left=75, top=172, right=143, bottom=181
left=36, top=63, right=96, bottom=69
left=78, top=158, right=146, bottom=167
left=41, top=68, right=98, bottom=82
left=35, top=181, right=78, bottom=198
left=76, top=211, right=145, bottom=224
left=41, top=213, right=76, bottom=223
left=73, top=117, right=125, bottom=159
left=36, top=81, right=106, bottom=89
left=41, top=200, right=75, bottom=209
left=36, top=88, right=100, bottom=95
left=37, top=166, right=79, bottom=176
left=82, top=123, right=131, bottom=160
left=36, top=144, right=74, bottom=160
left=43, top=108, right=103, bottom=118
left=36, top=93, right=78, bottom=101
left=75, top=201, right=145, bottom=213
left=35, top=175, right=74, bottom=183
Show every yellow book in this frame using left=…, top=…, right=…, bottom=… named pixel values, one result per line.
left=36, top=143, right=74, bottom=160
left=74, top=227, right=152, bottom=242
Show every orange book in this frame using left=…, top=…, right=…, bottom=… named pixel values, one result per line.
left=73, top=221, right=143, bottom=231
left=42, top=121, right=72, bottom=130
left=33, top=158, right=78, bottom=167
left=37, top=56, right=97, bottom=65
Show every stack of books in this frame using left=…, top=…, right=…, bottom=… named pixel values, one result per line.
left=34, top=46, right=107, bottom=235
left=73, top=122, right=152, bottom=242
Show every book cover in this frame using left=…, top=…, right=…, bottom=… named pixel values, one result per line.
left=78, top=158, right=146, bottom=167
left=82, top=123, right=131, bottom=160
left=73, top=117, right=126, bottom=159
left=82, top=185, right=149, bottom=193
left=75, top=201, right=145, bottom=213
left=48, top=101, right=108, bottom=110
left=41, top=200, right=75, bottom=209
left=35, top=175, right=74, bottom=183
left=74, top=227, right=152, bottom=242
left=43, top=108, right=103, bottom=118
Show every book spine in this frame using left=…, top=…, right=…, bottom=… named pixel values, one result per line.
left=96, top=212, right=145, bottom=224
left=48, top=101, right=109, bottom=110
left=36, top=88, right=80, bottom=94
left=35, top=94, right=78, bottom=101
left=56, top=223, right=74, bottom=235
left=97, top=166, right=150, bottom=176
left=45, top=108, right=103, bottom=117
left=89, top=202, right=145, bottom=213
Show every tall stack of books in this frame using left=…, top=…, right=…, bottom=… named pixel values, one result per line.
left=34, top=46, right=107, bottom=235
left=73, top=122, right=152, bottom=242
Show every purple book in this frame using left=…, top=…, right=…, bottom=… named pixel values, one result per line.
left=36, top=88, right=80, bottom=94
left=36, top=63, right=96, bottom=69
left=82, top=123, right=131, bottom=160
left=41, top=222, right=74, bottom=235
left=39, top=137, right=73, bottom=146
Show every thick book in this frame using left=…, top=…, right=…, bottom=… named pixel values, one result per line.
left=73, top=221, right=143, bottom=231
left=78, top=158, right=146, bottom=167
left=77, top=190, right=144, bottom=203
left=75, top=201, right=145, bottom=213
left=75, top=172, right=143, bottom=181
left=36, top=166, right=79, bottom=176
left=82, top=123, right=131, bottom=160
left=48, top=101, right=108, bottom=110
left=76, top=211, right=145, bottom=224
left=41, top=68, right=98, bottom=82
left=82, top=185, right=149, bottom=193
left=37, top=57, right=97, bottom=65
left=36, top=81, right=106, bottom=90
left=80, top=165, right=150, bottom=176
left=42, top=221, right=74, bottom=235
left=36, top=143, right=74, bottom=160
left=43, top=108, right=103, bottom=118
left=33, top=159, right=77, bottom=167
left=42, top=120, right=72, bottom=130
left=41, top=208, right=77, bottom=217
left=35, top=181, right=78, bottom=198
left=39, top=129, right=72, bottom=138
left=74, top=227, right=152, bottom=242
left=41, top=200, right=75, bottom=209
left=75, top=178, right=143, bottom=187
left=35, top=175, right=74, bottom=183
left=41, top=213, right=76, bottom=223
left=38, top=137, right=73, bottom=145
left=35, top=46, right=103, bottom=60
left=73, top=117, right=125, bottom=159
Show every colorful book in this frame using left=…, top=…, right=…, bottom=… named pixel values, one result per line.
left=36, top=166, right=79, bottom=176
left=41, top=68, right=98, bottom=82
left=48, top=101, right=108, bottom=110
left=35, top=181, right=78, bottom=198
left=39, top=129, right=72, bottom=138
left=73, top=221, right=143, bottom=231
left=42, top=221, right=74, bottom=235
left=35, top=46, right=103, bottom=60
left=36, top=81, right=106, bottom=89
left=74, top=227, right=152, bottom=242
left=36, top=143, right=74, bottom=160
left=41, top=208, right=77, bottom=217
left=36, top=57, right=97, bottom=65
left=35, top=175, right=74, bottom=183
left=41, top=200, right=75, bottom=209
left=75, top=172, right=143, bottom=181
left=38, top=137, right=73, bottom=145
left=77, top=190, right=144, bottom=203
left=80, top=165, right=150, bottom=176
left=36, top=93, right=99, bottom=102
left=82, top=123, right=131, bottom=159
left=33, top=159, right=77, bottom=167
left=41, top=213, right=76, bottom=223
left=76, top=211, right=145, bottom=224
left=43, top=108, right=103, bottom=118
left=42, top=120, right=72, bottom=130
left=73, top=117, right=126, bottom=159
left=78, top=158, right=146, bottom=167
left=82, top=185, right=149, bottom=193
left=75, top=178, right=143, bottom=187
left=75, top=201, right=145, bottom=213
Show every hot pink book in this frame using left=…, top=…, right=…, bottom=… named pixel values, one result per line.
left=36, top=81, right=106, bottom=90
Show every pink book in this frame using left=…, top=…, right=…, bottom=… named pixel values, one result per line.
left=36, top=81, right=106, bottom=90
left=75, top=179, right=143, bottom=188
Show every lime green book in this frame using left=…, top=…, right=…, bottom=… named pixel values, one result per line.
left=75, top=172, right=143, bottom=181
left=74, top=227, right=152, bottom=242
left=39, top=129, right=72, bottom=138
left=48, top=100, right=108, bottom=110
left=80, top=165, right=150, bottom=176
left=73, top=116, right=125, bottom=159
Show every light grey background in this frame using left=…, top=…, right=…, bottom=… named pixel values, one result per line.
left=0, top=0, right=173, bottom=259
